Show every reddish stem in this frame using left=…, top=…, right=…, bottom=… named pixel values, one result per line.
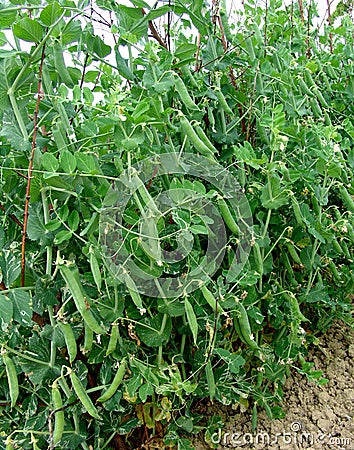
left=21, top=44, right=46, bottom=287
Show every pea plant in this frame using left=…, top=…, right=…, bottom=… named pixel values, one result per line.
left=0, top=0, right=353, bottom=448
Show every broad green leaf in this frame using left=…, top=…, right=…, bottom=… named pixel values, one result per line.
left=60, top=150, right=76, bottom=173
left=40, top=2, right=63, bottom=26
left=68, top=210, right=80, bottom=231
left=76, top=153, right=97, bottom=173
left=42, top=152, right=59, bottom=172
left=17, top=335, right=53, bottom=385
left=27, top=203, right=47, bottom=242
left=90, top=35, right=111, bottom=58
left=0, top=294, right=13, bottom=328
left=260, top=174, right=289, bottom=209
left=115, top=46, right=135, bottom=80
left=61, top=20, right=81, bottom=44
left=146, top=5, right=170, bottom=21
left=184, top=298, right=198, bottom=345
left=13, top=17, right=43, bottom=43
left=174, top=43, right=198, bottom=61
left=0, top=31, right=6, bottom=46
left=136, top=314, right=172, bottom=347
left=10, top=289, right=32, bottom=326
left=54, top=229, right=73, bottom=244
left=0, top=110, right=30, bottom=151
left=0, top=8, right=17, bottom=28
left=0, top=251, right=21, bottom=287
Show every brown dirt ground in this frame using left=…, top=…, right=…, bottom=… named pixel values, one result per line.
left=193, top=322, right=354, bottom=450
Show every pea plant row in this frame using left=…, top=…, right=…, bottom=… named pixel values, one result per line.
left=0, top=0, right=353, bottom=449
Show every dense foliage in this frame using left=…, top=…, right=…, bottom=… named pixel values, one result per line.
left=0, top=0, right=353, bottom=448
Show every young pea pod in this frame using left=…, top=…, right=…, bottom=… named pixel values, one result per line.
left=314, top=88, right=329, bottom=108
left=286, top=241, right=302, bottom=265
left=215, top=87, right=233, bottom=115
left=339, top=185, right=354, bottom=212
left=53, top=42, right=74, bottom=88
left=174, top=75, right=199, bottom=111
left=283, top=292, right=308, bottom=323
left=252, top=242, right=263, bottom=277
left=97, top=359, right=127, bottom=402
left=59, top=322, right=77, bottom=364
left=235, top=302, right=258, bottom=348
left=310, top=98, right=322, bottom=118
left=195, top=126, right=217, bottom=153
left=89, top=251, right=102, bottom=292
left=245, top=36, right=256, bottom=62
left=59, top=263, right=105, bottom=335
left=83, top=322, right=94, bottom=354
left=200, top=284, right=224, bottom=313
left=3, top=355, right=19, bottom=408
left=180, top=114, right=215, bottom=158
left=180, top=65, right=198, bottom=88
left=106, top=323, right=119, bottom=356
left=52, top=380, right=64, bottom=445
left=304, top=69, right=316, bottom=89
left=220, top=0, right=232, bottom=42
left=298, top=77, right=314, bottom=97
left=205, top=360, right=215, bottom=402
left=217, top=197, right=240, bottom=235
left=69, top=371, right=100, bottom=419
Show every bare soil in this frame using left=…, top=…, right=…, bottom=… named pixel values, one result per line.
left=193, top=322, right=354, bottom=450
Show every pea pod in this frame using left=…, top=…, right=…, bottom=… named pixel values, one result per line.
left=304, top=69, right=316, bottom=89
left=245, top=37, right=256, bottom=62
left=205, top=360, right=215, bottom=402
left=97, top=359, right=126, bottom=402
left=217, top=197, right=240, bottom=235
left=180, top=66, right=198, bottom=88
left=174, top=75, right=199, bottom=111
left=89, top=251, right=102, bottom=292
left=236, top=302, right=258, bottom=348
left=52, top=380, right=64, bottom=445
left=285, top=242, right=302, bottom=265
left=325, top=63, right=337, bottom=79
left=200, top=284, right=223, bottom=313
left=328, top=260, right=341, bottom=281
left=83, top=322, right=93, bottom=354
left=195, top=125, right=217, bottom=153
left=106, top=323, right=119, bottom=356
left=321, top=71, right=333, bottom=93
left=332, top=238, right=344, bottom=255
left=298, top=77, right=314, bottom=97
left=59, top=322, right=77, bottom=364
left=59, top=263, right=106, bottom=335
left=69, top=371, right=100, bottom=419
left=252, top=242, right=263, bottom=276
left=124, top=272, right=144, bottom=312
left=220, top=0, right=232, bottom=42
left=283, top=292, right=308, bottom=323
left=180, top=114, right=214, bottom=158
left=252, top=21, right=263, bottom=45
left=314, top=88, right=329, bottom=108
left=215, top=88, right=233, bottom=115
left=310, top=98, right=322, bottom=118
left=3, top=355, right=18, bottom=408
left=339, top=185, right=354, bottom=213
left=53, top=42, right=73, bottom=88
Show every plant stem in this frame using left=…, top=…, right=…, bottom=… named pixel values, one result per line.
left=21, top=43, right=46, bottom=287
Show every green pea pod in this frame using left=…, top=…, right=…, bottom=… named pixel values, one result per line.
left=52, top=126, right=68, bottom=153
left=59, top=322, right=77, bottom=364
left=220, top=0, right=232, bottom=42
left=205, top=360, right=215, bottom=402
left=200, top=284, right=223, bottom=313
left=304, top=69, right=316, bottom=89
left=180, top=65, right=198, bottom=88
left=325, top=63, right=337, bottom=79
left=218, top=197, right=240, bottom=235
left=195, top=125, right=217, bottom=153
left=328, top=260, right=341, bottom=281
left=180, top=114, right=214, bottom=158
left=3, top=355, right=18, bottom=408
left=52, top=380, right=64, bottom=445
left=83, top=322, right=94, bottom=354
left=332, top=238, right=344, bottom=255
left=253, top=242, right=263, bottom=276
left=283, top=292, right=308, bottom=323
left=339, top=185, right=354, bottom=212
left=237, top=161, right=246, bottom=189
left=53, top=42, right=74, bottom=88
left=324, top=112, right=332, bottom=126
left=282, top=252, right=299, bottom=287
left=215, top=88, right=233, bottom=115
left=245, top=37, right=256, bottom=62
left=237, top=303, right=258, bottom=348
left=97, top=359, right=126, bottom=402
left=185, top=298, right=198, bottom=346
left=286, top=242, right=302, bottom=265
left=70, top=371, right=100, bottom=419
left=314, top=88, right=329, bottom=108
left=174, top=75, right=199, bottom=111
left=106, top=323, right=119, bottom=356
left=298, top=77, right=314, bottom=97
left=252, top=21, right=263, bottom=45
left=90, top=252, right=102, bottom=292
left=59, top=263, right=106, bottom=335
left=310, top=98, right=322, bottom=118
left=124, top=273, right=144, bottom=312
left=340, top=240, right=352, bottom=261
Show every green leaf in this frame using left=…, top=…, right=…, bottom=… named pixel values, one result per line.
left=0, top=251, right=21, bottom=287
left=261, top=174, right=289, bottom=209
left=68, top=210, right=80, bottom=231
left=0, top=294, right=13, bottom=328
left=60, top=150, right=76, bottom=173
left=174, top=43, right=198, bottom=61
left=0, top=8, right=17, bottom=28
left=61, top=20, right=81, bottom=45
left=27, top=203, right=47, bottom=242
left=136, top=314, right=172, bottom=347
left=92, top=35, right=111, bottom=58
left=42, top=152, right=59, bottom=172
left=13, top=17, right=44, bottom=43
left=0, top=110, right=30, bottom=152
left=10, top=289, right=32, bottom=326
left=40, top=2, right=63, bottom=26
left=115, top=46, right=135, bottom=80
left=184, top=298, right=198, bottom=345
left=54, top=230, right=73, bottom=244
left=17, top=335, right=53, bottom=385
left=76, top=153, right=97, bottom=173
